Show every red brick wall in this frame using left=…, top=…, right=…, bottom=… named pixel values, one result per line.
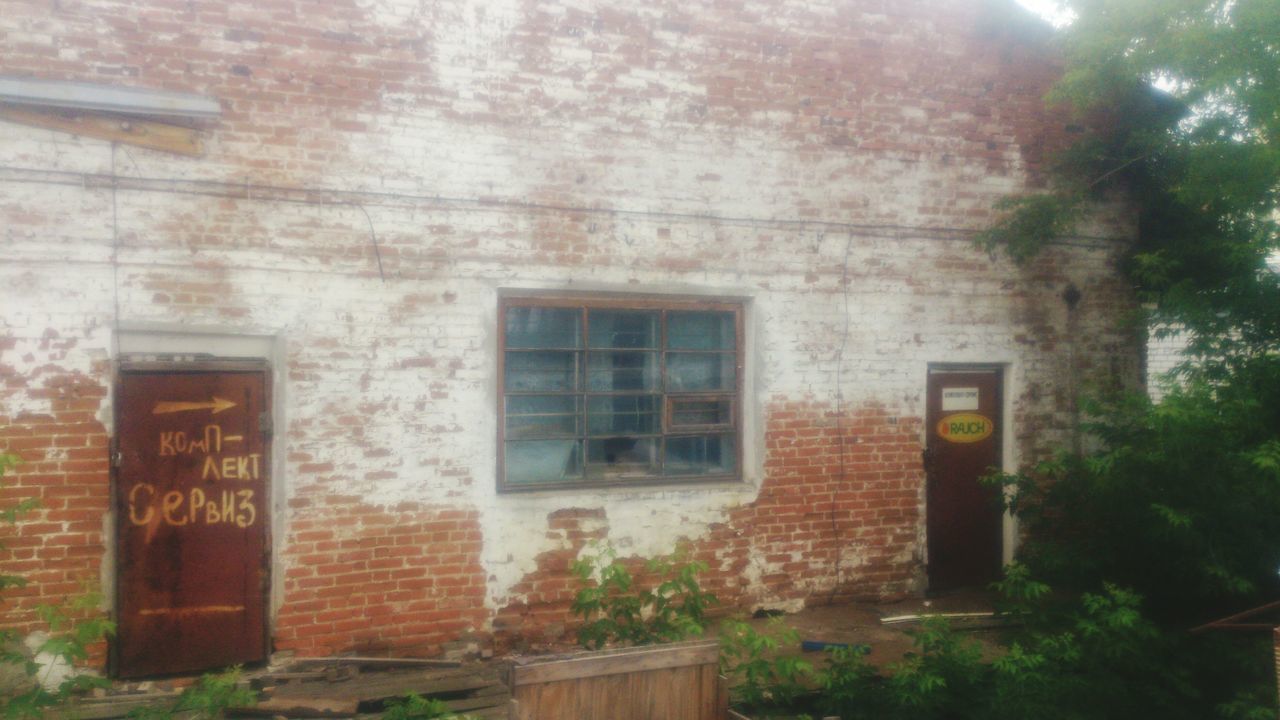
left=274, top=499, right=487, bottom=657
left=0, top=359, right=110, bottom=662
left=0, top=0, right=1141, bottom=670
left=490, top=401, right=926, bottom=650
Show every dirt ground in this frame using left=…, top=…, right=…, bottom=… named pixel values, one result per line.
left=725, top=588, right=1006, bottom=669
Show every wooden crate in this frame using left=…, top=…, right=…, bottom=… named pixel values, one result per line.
left=508, top=639, right=724, bottom=720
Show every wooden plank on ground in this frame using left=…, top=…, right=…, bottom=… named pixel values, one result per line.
left=292, top=655, right=461, bottom=669
left=228, top=696, right=357, bottom=717
left=270, top=666, right=498, bottom=703
left=510, top=639, right=719, bottom=686
left=52, top=694, right=179, bottom=720
left=469, top=703, right=513, bottom=720
left=443, top=689, right=512, bottom=713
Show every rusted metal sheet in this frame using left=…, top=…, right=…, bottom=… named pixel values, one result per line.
left=114, top=366, right=270, bottom=678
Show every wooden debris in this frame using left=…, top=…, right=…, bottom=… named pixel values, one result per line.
left=229, top=696, right=358, bottom=717
left=255, top=670, right=328, bottom=683
left=48, top=692, right=179, bottom=720
left=466, top=704, right=513, bottom=720
left=440, top=682, right=511, bottom=713
left=291, top=655, right=462, bottom=669
left=61, top=660, right=506, bottom=719
left=257, top=664, right=511, bottom=718
left=879, top=611, right=997, bottom=625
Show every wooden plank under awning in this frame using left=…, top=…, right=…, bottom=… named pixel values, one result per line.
left=0, top=105, right=203, bottom=156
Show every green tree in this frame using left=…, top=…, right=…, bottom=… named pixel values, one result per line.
left=976, top=2, right=1280, bottom=717
left=981, top=0, right=1279, bottom=355
left=979, top=0, right=1280, bottom=600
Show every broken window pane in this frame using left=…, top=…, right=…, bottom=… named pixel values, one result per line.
left=506, top=439, right=582, bottom=484
left=667, top=311, right=735, bottom=350
left=505, top=351, right=578, bottom=392
left=666, top=352, right=735, bottom=391
left=587, top=351, right=658, bottom=391
left=664, top=433, right=734, bottom=475
left=670, top=397, right=732, bottom=428
left=586, top=437, right=659, bottom=477
left=506, top=395, right=581, bottom=439
left=588, top=310, right=658, bottom=349
left=506, top=306, right=581, bottom=349
left=501, top=299, right=741, bottom=489
left=588, top=395, right=659, bottom=435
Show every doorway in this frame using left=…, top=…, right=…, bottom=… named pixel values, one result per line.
left=924, top=366, right=1004, bottom=592
left=113, top=363, right=271, bottom=678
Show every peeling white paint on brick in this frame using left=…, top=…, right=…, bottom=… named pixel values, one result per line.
left=0, top=0, right=1143, bottom=657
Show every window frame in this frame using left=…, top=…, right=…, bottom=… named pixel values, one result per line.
left=497, top=294, right=745, bottom=492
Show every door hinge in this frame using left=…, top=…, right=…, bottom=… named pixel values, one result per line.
left=259, top=412, right=273, bottom=437
left=110, top=437, right=121, bottom=468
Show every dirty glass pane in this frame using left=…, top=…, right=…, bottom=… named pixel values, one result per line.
left=666, top=352, right=735, bottom=391
left=587, top=351, right=657, bottom=391
left=505, top=351, right=578, bottom=392
left=506, top=395, right=581, bottom=439
left=505, top=306, right=581, bottom=349
left=588, top=310, right=658, bottom=349
left=586, top=437, right=659, bottom=477
left=666, top=311, right=735, bottom=350
left=505, top=439, right=582, bottom=484
left=587, top=395, right=659, bottom=436
left=664, top=434, right=734, bottom=475
left=670, top=397, right=732, bottom=427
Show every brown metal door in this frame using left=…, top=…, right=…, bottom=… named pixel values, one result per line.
left=925, top=368, right=1003, bottom=592
left=114, top=366, right=270, bottom=678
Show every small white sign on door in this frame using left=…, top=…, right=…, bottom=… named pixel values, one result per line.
left=941, top=387, right=979, bottom=411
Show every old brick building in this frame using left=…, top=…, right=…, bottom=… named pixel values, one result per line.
left=0, top=0, right=1138, bottom=676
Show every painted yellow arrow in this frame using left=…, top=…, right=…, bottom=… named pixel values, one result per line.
left=152, top=397, right=237, bottom=415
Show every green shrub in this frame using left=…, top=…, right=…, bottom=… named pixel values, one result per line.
left=808, top=586, right=1202, bottom=720
left=814, top=643, right=885, bottom=720
left=996, top=373, right=1280, bottom=629
left=127, top=668, right=256, bottom=720
left=988, top=360, right=1280, bottom=717
left=382, top=692, right=477, bottom=720
left=883, top=617, right=989, bottom=720
left=719, top=618, right=813, bottom=712
left=1, top=452, right=115, bottom=719
left=570, top=542, right=716, bottom=650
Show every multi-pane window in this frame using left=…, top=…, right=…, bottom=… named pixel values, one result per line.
left=499, top=297, right=742, bottom=490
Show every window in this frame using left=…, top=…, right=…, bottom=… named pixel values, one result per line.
left=499, top=296, right=743, bottom=490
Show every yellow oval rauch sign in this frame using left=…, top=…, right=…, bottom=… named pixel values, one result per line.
left=937, top=413, right=993, bottom=443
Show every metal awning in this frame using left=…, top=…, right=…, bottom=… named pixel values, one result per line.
left=0, top=76, right=220, bottom=120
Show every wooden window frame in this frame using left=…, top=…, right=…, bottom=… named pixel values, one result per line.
left=498, top=295, right=745, bottom=492
left=666, top=395, right=735, bottom=432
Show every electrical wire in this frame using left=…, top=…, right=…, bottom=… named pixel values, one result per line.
left=354, top=203, right=386, bottom=282
left=0, top=164, right=1120, bottom=249
left=109, top=144, right=121, bottom=359
left=827, top=231, right=855, bottom=605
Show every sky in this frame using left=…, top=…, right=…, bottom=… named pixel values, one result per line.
left=1015, top=0, right=1075, bottom=26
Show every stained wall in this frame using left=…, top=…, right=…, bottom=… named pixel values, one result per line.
left=0, top=0, right=1139, bottom=662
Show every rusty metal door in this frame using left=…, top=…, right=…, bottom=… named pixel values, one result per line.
left=925, top=367, right=1003, bottom=592
left=114, top=365, right=270, bottom=678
